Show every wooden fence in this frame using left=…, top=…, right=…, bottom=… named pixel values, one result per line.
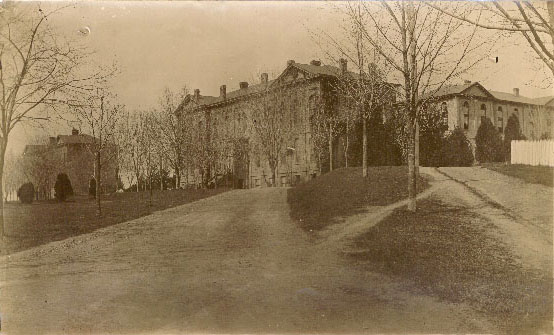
left=511, top=140, right=554, bottom=167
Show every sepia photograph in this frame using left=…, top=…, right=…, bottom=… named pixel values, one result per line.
left=0, top=0, right=552, bottom=334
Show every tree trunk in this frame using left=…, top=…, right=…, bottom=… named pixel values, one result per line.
left=160, top=155, right=164, bottom=191
left=345, top=120, right=349, bottom=168
left=407, top=119, right=417, bottom=212
left=271, top=165, right=276, bottom=187
left=0, top=142, right=6, bottom=238
left=362, top=117, right=368, bottom=177
left=328, top=126, right=333, bottom=172
left=95, top=151, right=102, bottom=216
left=415, top=119, right=420, bottom=180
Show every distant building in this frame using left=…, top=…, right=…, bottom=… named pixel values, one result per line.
left=177, top=59, right=397, bottom=188
left=427, top=81, right=554, bottom=145
left=22, top=128, right=118, bottom=196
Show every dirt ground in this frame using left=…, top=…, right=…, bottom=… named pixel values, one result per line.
left=434, top=167, right=553, bottom=272
left=0, top=187, right=496, bottom=334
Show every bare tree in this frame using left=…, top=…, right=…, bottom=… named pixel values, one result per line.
left=0, top=4, right=110, bottom=234
left=75, top=89, right=123, bottom=215
left=428, top=1, right=554, bottom=78
left=347, top=0, right=485, bottom=211
left=250, top=86, right=291, bottom=187
left=156, top=87, right=189, bottom=189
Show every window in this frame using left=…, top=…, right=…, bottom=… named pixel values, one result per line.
left=497, top=106, right=503, bottom=132
left=441, top=102, right=448, bottom=125
left=463, top=101, right=469, bottom=130
left=480, top=103, right=487, bottom=118
left=547, top=118, right=552, bottom=128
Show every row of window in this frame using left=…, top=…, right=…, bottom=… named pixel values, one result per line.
left=461, top=102, right=510, bottom=132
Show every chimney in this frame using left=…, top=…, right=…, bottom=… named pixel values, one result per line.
left=310, top=60, right=321, bottom=66
left=464, top=80, right=472, bottom=84
left=194, top=89, right=200, bottom=103
left=513, top=88, right=519, bottom=97
left=239, top=81, right=249, bottom=89
left=287, top=59, right=295, bottom=67
left=220, top=85, right=226, bottom=99
left=261, top=73, right=268, bottom=84
left=71, top=128, right=79, bottom=135
left=339, top=58, right=347, bottom=75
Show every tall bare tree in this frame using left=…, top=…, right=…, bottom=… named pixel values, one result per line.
left=156, top=87, right=189, bottom=188
left=347, top=0, right=485, bottom=211
left=75, top=89, right=123, bottom=215
left=250, top=86, right=291, bottom=186
left=0, top=4, right=109, bottom=234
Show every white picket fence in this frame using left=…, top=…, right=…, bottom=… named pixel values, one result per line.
left=511, top=140, right=554, bottom=167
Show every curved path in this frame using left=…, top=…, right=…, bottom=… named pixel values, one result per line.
left=0, top=188, right=493, bottom=334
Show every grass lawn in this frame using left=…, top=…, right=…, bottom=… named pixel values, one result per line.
left=1, top=187, right=229, bottom=255
left=483, top=163, right=554, bottom=187
left=348, top=197, right=552, bottom=334
left=287, top=166, right=429, bottom=232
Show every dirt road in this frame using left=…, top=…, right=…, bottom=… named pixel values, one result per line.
left=0, top=188, right=493, bottom=334
left=434, top=167, right=553, bottom=272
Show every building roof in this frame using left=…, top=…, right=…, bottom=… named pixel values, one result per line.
left=23, top=144, right=48, bottom=156
left=429, top=81, right=553, bottom=107
left=56, top=134, right=96, bottom=145
left=180, top=60, right=378, bottom=111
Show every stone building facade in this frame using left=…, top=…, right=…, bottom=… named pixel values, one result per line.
left=22, top=129, right=119, bottom=196
left=177, top=59, right=382, bottom=188
left=429, top=81, right=554, bottom=145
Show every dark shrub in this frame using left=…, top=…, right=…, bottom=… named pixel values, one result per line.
left=503, top=114, right=526, bottom=162
left=476, top=117, right=504, bottom=163
left=89, top=178, right=96, bottom=197
left=441, top=127, right=474, bottom=166
left=419, top=104, right=448, bottom=167
left=17, top=182, right=34, bottom=204
left=54, top=173, right=74, bottom=202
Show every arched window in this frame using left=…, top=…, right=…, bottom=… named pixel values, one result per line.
left=463, top=101, right=470, bottom=130
left=497, top=106, right=503, bottom=132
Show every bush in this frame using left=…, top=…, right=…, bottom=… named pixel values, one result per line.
left=17, top=182, right=34, bottom=204
left=503, top=114, right=526, bottom=162
left=54, top=173, right=74, bottom=202
left=476, top=117, right=504, bottom=163
left=89, top=177, right=96, bottom=197
left=441, top=127, right=474, bottom=166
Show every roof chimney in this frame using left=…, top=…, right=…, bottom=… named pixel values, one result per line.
left=287, top=59, right=295, bottom=67
left=239, top=81, right=249, bottom=89
left=513, top=88, right=519, bottom=97
left=339, top=58, right=347, bottom=75
left=261, top=73, right=268, bottom=84
left=464, top=80, right=472, bottom=84
left=310, top=60, right=321, bottom=66
left=220, top=85, right=226, bottom=99
left=71, top=128, right=79, bottom=135
left=194, top=89, right=200, bottom=103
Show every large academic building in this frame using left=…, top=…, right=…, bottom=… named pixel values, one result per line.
left=177, top=59, right=395, bottom=188
left=429, top=81, right=554, bottom=145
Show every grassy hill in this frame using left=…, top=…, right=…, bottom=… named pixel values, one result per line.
left=287, top=166, right=429, bottom=232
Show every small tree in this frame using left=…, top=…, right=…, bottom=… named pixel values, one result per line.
left=503, top=114, right=526, bottom=162
left=441, top=127, right=474, bottom=166
left=476, top=117, right=504, bottom=163
left=54, top=173, right=73, bottom=202
left=17, top=182, right=34, bottom=204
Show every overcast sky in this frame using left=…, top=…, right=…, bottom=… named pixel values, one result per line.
left=11, top=1, right=553, bottom=154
